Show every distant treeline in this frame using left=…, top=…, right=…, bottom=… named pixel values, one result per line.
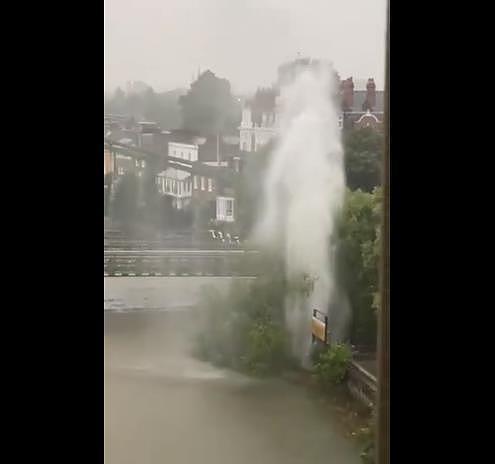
left=105, top=85, right=186, bottom=130
left=105, top=70, right=242, bottom=135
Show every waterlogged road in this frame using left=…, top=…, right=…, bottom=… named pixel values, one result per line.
left=104, top=278, right=361, bottom=464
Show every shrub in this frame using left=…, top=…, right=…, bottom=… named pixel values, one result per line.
left=314, top=343, right=352, bottom=388
left=358, top=416, right=376, bottom=464
left=193, top=265, right=310, bottom=375
left=241, top=319, right=289, bottom=375
left=336, top=188, right=382, bottom=348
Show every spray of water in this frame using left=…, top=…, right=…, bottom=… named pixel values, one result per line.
left=253, top=62, right=346, bottom=364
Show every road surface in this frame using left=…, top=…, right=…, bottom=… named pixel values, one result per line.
left=104, top=278, right=361, bottom=464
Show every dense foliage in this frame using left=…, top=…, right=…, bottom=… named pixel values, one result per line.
left=313, top=343, right=352, bottom=388
left=358, top=412, right=376, bottom=464
left=109, top=169, right=193, bottom=235
left=235, top=139, right=382, bottom=348
left=111, top=173, right=140, bottom=233
left=336, top=187, right=382, bottom=347
left=105, top=85, right=184, bottom=129
left=194, top=256, right=314, bottom=375
left=179, top=70, right=241, bottom=135
left=104, top=173, right=112, bottom=216
left=344, top=127, right=383, bottom=193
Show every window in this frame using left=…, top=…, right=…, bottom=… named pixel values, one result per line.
left=138, top=171, right=142, bottom=177
left=201, top=176, right=206, bottom=190
left=135, top=160, right=139, bottom=167
left=193, top=175, right=198, bottom=189
left=118, top=167, right=124, bottom=176
left=216, top=197, right=235, bottom=222
left=226, top=199, right=234, bottom=218
left=141, top=160, right=146, bottom=168
left=207, top=178, right=213, bottom=192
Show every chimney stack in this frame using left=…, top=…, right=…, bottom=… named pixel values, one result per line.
left=341, top=77, right=354, bottom=111
left=364, top=78, right=376, bottom=111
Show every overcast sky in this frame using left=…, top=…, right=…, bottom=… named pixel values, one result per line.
left=104, top=0, right=387, bottom=95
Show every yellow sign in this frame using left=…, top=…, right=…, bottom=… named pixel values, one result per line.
left=312, top=317, right=327, bottom=343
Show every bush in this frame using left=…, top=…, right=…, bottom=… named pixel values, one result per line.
left=310, top=340, right=328, bottom=365
left=336, top=188, right=381, bottom=348
left=241, top=319, right=289, bottom=375
left=193, top=265, right=309, bottom=375
left=358, top=416, right=376, bottom=464
left=360, top=441, right=375, bottom=464
left=314, top=343, right=352, bottom=388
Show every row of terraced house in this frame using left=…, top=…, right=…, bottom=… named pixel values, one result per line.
left=104, top=121, right=239, bottom=226
left=104, top=68, right=383, bottom=229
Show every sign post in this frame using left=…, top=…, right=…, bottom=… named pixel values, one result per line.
left=312, top=309, right=329, bottom=345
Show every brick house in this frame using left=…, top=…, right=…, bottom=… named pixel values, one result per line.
left=238, top=70, right=384, bottom=154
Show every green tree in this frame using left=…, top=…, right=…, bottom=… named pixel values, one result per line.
left=194, top=255, right=313, bottom=374
left=105, top=87, right=126, bottom=115
left=105, top=83, right=185, bottom=130
left=344, top=128, right=383, bottom=192
left=154, top=89, right=184, bottom=129
left=314, top=344, right=352, bottom=389
left=337, top=187, right=382, bottom=347
left=179, top=70, right=240, bottom=135
left=111, top=172, right=140, bottom=233
left=141, top=168, right=161, bottom=229
left=104, top=173, right=112, bottom=217
left=142, top=87, right=161, bottom=122
left=127, top=92, right=144, bottom=120
left=158, top=195, right=175, bottom=230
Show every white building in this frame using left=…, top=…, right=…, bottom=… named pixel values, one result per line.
left=156, top=168, right=193, bottom=210
left=157, top=135, right=238, bottom=224
left=154, top=141, right=200, bottom=209
left=168, top=141, right=199, bottom=162
left=239, top=89, right=347, bottom=154
left=216, top=196, right=235, bottom=223
left=239, top=106, right=278, bottom=153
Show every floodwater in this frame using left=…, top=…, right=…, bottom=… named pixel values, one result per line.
left=104, top=279, right=361, bottom=464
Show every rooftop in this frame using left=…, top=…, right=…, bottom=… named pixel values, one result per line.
left=158, top=168, right=191, bottom=181
left=198, top=135, right=240, bottom=163
left=352, top=90, right=385, bottom=113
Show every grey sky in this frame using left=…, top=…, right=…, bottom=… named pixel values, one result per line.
left=104, top=0, right=387, bottom=95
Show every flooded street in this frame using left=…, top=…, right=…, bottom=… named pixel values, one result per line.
left=104, top=292, right=361, bottom=464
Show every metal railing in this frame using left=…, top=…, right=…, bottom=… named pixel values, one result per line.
left=347, top=361, right=378, bottom=409
left=104, top=250, right=260, bottom=277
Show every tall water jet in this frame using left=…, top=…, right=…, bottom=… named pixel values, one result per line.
left=253, top=61, right=346, bottom=365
